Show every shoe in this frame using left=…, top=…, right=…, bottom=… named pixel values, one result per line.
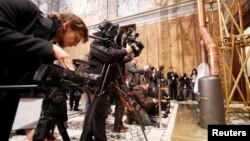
left=118, top=128, right=128, bottom=133
left=112, top=125, right=128, bottom=133
left=165, top=109, right=170, bottom=114
left=69, top=108, right=73, bottom=111
left=153, top=122, right=160, bottom=127
left=163, top=114, right=168, bottom=118
left=112, top=128, right=128, bottom=133
left=120, top=125, right=128, bottom=130
left=74, top=108, right=80, bottom=111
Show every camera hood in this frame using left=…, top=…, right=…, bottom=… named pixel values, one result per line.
left=98, top=20, right=119, bottom=39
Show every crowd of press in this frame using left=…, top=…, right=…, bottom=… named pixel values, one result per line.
left=0, top=0, right=198, bottom=141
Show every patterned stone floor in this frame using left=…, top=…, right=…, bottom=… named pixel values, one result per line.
left=9, top=100, right=250, bottom=141
left=9, top=100, right=178, bottom=141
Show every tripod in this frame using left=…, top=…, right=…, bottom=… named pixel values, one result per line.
left=157, top=79, right=163, bottom=128
left=79, top=63, right=148, bottom=141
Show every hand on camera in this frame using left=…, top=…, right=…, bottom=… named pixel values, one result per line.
left=161, top=99, right=168, bottom=103
left=125, top=44, right=133, bottom=54
left=52, top=44, right=75, bottom=71
left=143, top=65, right=150, bottom=71
left=152, top=98, right=158, bottom=103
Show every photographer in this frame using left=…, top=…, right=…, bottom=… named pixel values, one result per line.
left=125, top=81, right=159, bottom=126
left=82, top=20, right=134, bottom=141
left=127, top=57, right=149, bottom=89
left=167, top=67, right=179, bottom=100
left=0, top=0, right=88, bottom=140
left=178, top=73, right=192, bottom=101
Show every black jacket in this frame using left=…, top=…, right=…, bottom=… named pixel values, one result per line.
left=0, top=0, right=58, bottom=85
left=167, top=71, right=179, bottom=85
left=85, top=39, right=128, bottom=87
left=86, top=39, right=127, bottom=74
left=179, top=76, right=191, bottom=88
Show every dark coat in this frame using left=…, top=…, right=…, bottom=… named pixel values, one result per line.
left=132, top=85, right=155, bottom=110
left=167, top=71, right=179, bottom=86
left=84, top=38, right=128, bottom=141
left=179, top=76, right=191, bottom=88
left=0, top=0, right=59, bottom=140
left=85, top=39, right=128, bottom=87
left=0, top=0, right=57, bottom=85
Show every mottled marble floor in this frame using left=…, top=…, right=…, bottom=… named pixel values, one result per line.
left=10, top=100, right=250, bottom=141
left=10, top=100, right=178, bottom=141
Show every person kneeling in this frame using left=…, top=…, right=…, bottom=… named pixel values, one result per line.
left=125, top=81, right=158, bottom=126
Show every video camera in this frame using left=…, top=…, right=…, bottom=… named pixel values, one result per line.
left=33, top=59, right=101, bottom=92
left=92, top=20, right=144, bottom=57
left=121, top=27, right=139, bottom=45
left=121, top=27, right=144, bottom=57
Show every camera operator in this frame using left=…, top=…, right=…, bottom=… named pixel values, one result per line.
left=83, top=20, right=134, bottom=141
left=0, top=0, right=88, bottom=140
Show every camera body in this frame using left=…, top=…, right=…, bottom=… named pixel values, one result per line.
left=122, top=27, right=139, bottom=45
left=121, top=27, right=144, bottom=57
left=95, top=20, right=144, bottom=57
left=33, top=60, right=100, bottom=91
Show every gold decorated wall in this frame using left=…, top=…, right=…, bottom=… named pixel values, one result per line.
left=136, top=14, right=201, bottom=76
left=66, top=11, right=220, bottom=77
left=138, top=12, right=220, bottom=76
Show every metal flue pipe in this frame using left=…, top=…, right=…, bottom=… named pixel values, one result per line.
left=197, top=0, right=220, bottom=75
left=200, top=40, right=207, bottom=63
left=197, top=0, right=206, bottom=27
left=196, top=0, right=225, bottom=129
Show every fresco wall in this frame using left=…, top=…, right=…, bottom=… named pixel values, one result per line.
left=40, top=0, right=192, bottom=26
left=31, top=0, right=219, bottom=76
left=31, top=0, right=60, bottom=13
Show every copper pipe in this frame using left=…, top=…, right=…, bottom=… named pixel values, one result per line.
left=197, top=0, right=207, bottom=64
left=197, top=0, right=206, bottom=27
left=197, top=0, right=220, bottom=75
left=200, top=27, right=220, bottom=75
left=200, top=40, right=207, bottom=63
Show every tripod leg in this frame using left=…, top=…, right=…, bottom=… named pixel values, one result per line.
left=33, top=117, right=50, bottom=141
left=114, top=64, right=148, bottom=141
left=114, top=82, right=148, bottom=141
left=80, top=93, right=109, bottom=141
left=157, top=85, right=162, bottom=128
left=56, top=120, right=70, bottom=141
left=80, top=64, right=111, bottom=141
left=133, top=108, right=148, bottom=141
left=79, top=94, right=96, bottom=141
